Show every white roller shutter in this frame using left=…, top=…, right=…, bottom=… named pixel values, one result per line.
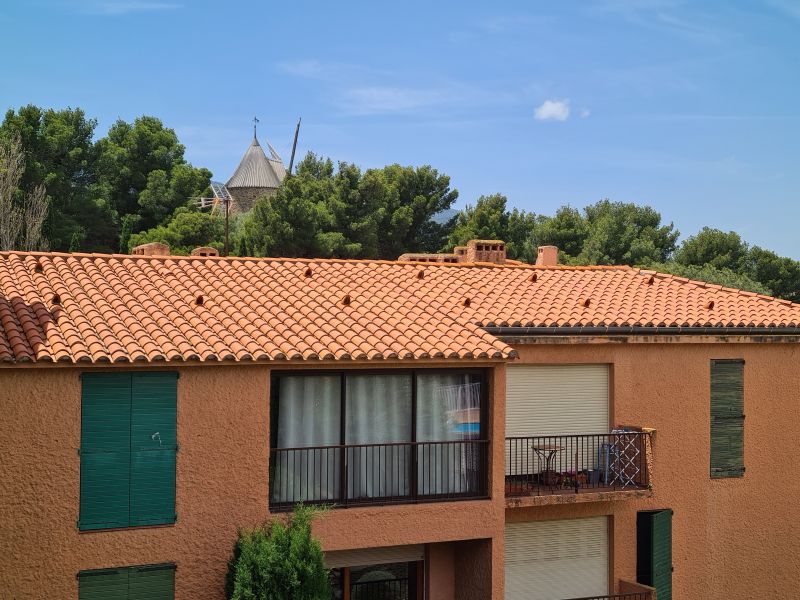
left=505, top=517, right=608, bottom=600
left=324, top=544, right=424, bottom=568
left=506, top=365, right=609, bottom=437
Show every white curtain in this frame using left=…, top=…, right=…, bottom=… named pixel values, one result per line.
left=271, top=375, right=341, bottom=504
left=346, top=374, right=412, bottom=499
left=416, top=373, right=482, bottom=495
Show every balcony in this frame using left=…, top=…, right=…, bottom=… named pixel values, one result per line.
left=505, top=432, right=651, bottom=506
left=270, top=439, right=489, bottom=510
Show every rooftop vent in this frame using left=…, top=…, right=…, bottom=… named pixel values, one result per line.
left=132, top=242, right=170, bottom=256
left=191, top=246, right=220, bottom=257
left=535, top=245, right=559, bottom=266
left=398, top=253, right=459, bottom=264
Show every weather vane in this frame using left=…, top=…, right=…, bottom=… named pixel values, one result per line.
left=253, top=115, right=259, bottom=138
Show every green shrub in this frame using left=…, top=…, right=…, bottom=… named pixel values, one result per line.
left=226, top=505, right=332, bottom=600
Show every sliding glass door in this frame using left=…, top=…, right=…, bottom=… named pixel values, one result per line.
left=346, top=374, right=412, bottom=500
left=270, top=370, right=486, bottom=508
left=271, top=375, right=341, bottom=503
left=416, top=372, right=483, bottom=496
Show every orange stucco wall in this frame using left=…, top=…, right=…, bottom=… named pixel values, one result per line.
left=0, top=362, right=504, bottom=599
left=2, top=340, right=798, bottom=599
left=507, top=340, right=800, bottom=600
left=0, top=365, right=270, bottom=599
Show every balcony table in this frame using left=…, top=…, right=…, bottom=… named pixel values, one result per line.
left=530, top=443, right=565, bottom=487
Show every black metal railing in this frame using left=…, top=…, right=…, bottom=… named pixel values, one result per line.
left=351, top=577, right=409, bottom=600
left=506, top=433, right=649, bottom=497
left=270, top=439, right=489, bottom=510
left=563, top=594, right=653, bottom=600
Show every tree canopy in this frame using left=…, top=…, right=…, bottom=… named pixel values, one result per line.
left=127, top=207, right=224, bottom=255
left=236, top=153, right=457, bottom=259
left=0, top=106, right=211, bottom=252
left=444, top=196, right=800, bottom=300
left=445, top=194, right=538, bottom=263
left=226, top=506, right=331, bottom=600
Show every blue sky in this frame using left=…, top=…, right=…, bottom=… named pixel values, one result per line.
left=2, top=0, right=799, bottom=258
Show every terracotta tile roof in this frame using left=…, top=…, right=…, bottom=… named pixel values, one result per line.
left=1, top=252, right=799, bottom=364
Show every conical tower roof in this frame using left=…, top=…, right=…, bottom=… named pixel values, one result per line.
left=226, top=135, right=286, bottom=189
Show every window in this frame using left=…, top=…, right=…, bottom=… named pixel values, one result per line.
left=78, top=564, right=175, bottom=600
left=79, top=372, right=177, bottom=531
left=269, top=370, right=486, bottom=507
left=710, top=360, right=745, bottom=478
left=330, top=561, right=420, bottom=600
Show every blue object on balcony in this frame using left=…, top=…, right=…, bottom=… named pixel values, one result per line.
left=452, top=422, right=480, bottom=434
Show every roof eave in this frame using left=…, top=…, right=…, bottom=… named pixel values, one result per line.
left=483, top=325, right=800, bottom=337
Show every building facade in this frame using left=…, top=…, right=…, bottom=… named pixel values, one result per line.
left=1, top=245, right=799, bottom=599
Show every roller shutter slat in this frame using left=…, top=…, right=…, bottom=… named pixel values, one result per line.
left=506, top=365, right=609, bottom=437
left=505, top=517, right=608, bottom=600
left=325, top=545, right=424, bottom=569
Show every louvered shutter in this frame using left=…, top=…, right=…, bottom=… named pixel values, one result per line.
left=79, top=374, right=132, bottom=531
left=78, top=568, right=128, bottom=600
left=637, top=509, right=672, bottom=600
left=128, top=564, right=176, bottom=600
left=130, top=373, right=178, bottom=527
left=79, top=564, right=175, bottom=600
left=710, top=360, right=744, bottom=478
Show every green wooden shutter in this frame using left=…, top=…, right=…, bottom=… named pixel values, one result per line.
left=79, top=564, right=175, bottom=600
left=710, top=360, right=745, bottom=478
left=129, top=564, right=176, bottom=600
left=78, top=568, right=129, bottom=600
left=637, top=509, right=672, bottom=600
left=130, top=373, right=178, bottom=526
left=79, top=374, right=132, bottom=530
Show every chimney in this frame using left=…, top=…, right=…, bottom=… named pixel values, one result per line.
left=535, top=245, right=559, bottom=266
left=191, top=246, right=220, bottom=257
left=466, top=240, right=506, bottom=264
left=131, top=242, right=170, bottom=256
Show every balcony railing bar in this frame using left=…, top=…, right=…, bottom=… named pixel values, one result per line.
left=270, top=439, right=489, bottom=511
left=562, top=594, right=652, bottom=600
left=350, top=578, right=409, bottom=600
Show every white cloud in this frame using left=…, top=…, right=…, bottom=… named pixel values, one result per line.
left=580, top=108, right=591, bottom=118
left=87, top=2, right=182, bottom=15
left=534, top=99, right=570, bottom=121
left=338, top=87, right=446, bottom=115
